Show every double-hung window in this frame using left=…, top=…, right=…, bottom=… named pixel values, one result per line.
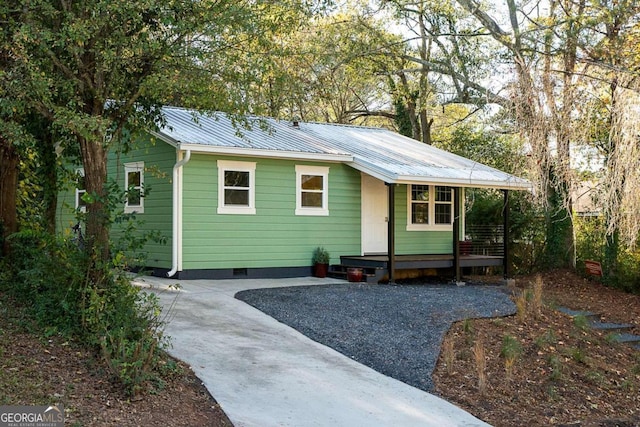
left=217, top=160, right=256, bottom=215
left=407, top=185, right=454, bottom=230
left=124, top=162, right=144, bottom=213
left=75, top=168, right=87, bottom=212
left=295, top=165, right=329, bottom=216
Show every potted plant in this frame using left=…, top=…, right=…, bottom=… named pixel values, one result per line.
left=312, top=246, right=330, bottom=278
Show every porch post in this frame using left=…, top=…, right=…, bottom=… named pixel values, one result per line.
left=386, top=182, right=396, bottom=283
left=453, top=187, right=461, bottom=282
left=502, top=189, right=511, bottom=279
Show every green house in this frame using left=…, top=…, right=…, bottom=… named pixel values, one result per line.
left=57, top=106, right=530, bottom=281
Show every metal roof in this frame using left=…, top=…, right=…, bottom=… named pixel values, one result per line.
left=156, top=106, right=530, bottom=190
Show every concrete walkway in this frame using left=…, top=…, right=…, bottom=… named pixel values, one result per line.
left=135, top=275, right=490, bottom=427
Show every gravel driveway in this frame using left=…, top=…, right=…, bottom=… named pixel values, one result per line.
left=236, top=283, right=515, bottom=391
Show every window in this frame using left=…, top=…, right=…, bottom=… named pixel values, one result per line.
left=75, top=168, right=87, bottom=212
left=434, top=186, right=453, bottom=224
left=217, top=160, right=256, bottom=215
left=407, top=185, right=454, bottom=230
left=410, top=185, right=429, bottom=224
left=296, top=165, right=329, bottom=216
left=124, top=162, right=144, bottom=213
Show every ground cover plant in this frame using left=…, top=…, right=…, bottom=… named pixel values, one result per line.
left=0, top=290, right=231, bottom=426
left=433, top=270, right=640, bottom=426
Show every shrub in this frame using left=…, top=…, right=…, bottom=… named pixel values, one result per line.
left=2, top=230, right=170, bottom=396
left=500, top=335, right=522, bottom=379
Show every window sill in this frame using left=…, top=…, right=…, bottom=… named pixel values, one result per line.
left=406, top=224, right=452, bottom=232
left=295, top=208, right=329, bottom=216
left=218, top=206, right=256, bottom=215
left=124, top=206, right=144, bottom=214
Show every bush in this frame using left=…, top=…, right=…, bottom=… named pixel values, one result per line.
left=2, top=230, right=170, bottom=396
left=574, top=216, right=640, bottom=293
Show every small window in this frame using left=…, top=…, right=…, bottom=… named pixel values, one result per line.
left=434, top=186, right=453, bottom=224
left=124, top=162, right=144, bottom=213
left=296, top=165, right=329, bottom=216
left=407, top=185, right=454, bottom=230
left=217, top=160, right=256, bottom=215
left=410, top=185, right=429, bottom=224
left=75, top=168, right=87, bottom=212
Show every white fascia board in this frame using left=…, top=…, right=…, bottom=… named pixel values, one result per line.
left=346, top=161, right=398, bottom=183
left=149, top=130, right=180, bottom=147
left=177, top=143, right=352, bottom=163
left=348, top=161, right=531, bottom=190
left=395, top=175, right=532, bottom=190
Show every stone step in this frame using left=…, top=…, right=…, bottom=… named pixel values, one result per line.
left=589, top=320, right=635, bottom=333
left=557, top=306, right=599, bottom=319
left=610, top=333, right=640, bottom=344
left=557, top=306, right=638, bottom=351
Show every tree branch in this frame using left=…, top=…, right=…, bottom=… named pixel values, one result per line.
left=400, top=54, right=512, bottom=108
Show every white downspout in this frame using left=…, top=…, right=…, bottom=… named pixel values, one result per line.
left=167, top=149, right=191, bottom=277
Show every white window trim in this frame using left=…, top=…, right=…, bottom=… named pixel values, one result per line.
left=295, top=165, right=329, bottom=216
left=217, top=160, right=256, bottom=215
left=124, top=161, right=144, bottom=214
left=406, top=185, right=454, bottom=231
left=75, top=168, right=86, bottom=212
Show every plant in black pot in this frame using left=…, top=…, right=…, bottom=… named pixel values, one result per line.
left=312, top=246, right=330, bottom=278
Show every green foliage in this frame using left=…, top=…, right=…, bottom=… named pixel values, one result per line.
left=500, top=335, right=523, bottom=360
left=535, top=329, right=558, bottom=349
left=572, top=314, right=590, bottom=331
left=2, top=230, right=170, bottom=396
left=312, top=246, right=330, bottom=264
left=437, top=127, right=525, bottom=175
left=543, top=180, right=574, bottom=269
left=574, top=215, right=640, bottom=293
left=547, top=354, right=563, bottom=381
left=435, top=125, right=546, bottom=273
left=394, top=97, right=414, bottom=138
left=567, top=346, right=587, bottom=364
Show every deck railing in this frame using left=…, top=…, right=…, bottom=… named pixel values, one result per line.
left=464, top=225, right=504, bottom=257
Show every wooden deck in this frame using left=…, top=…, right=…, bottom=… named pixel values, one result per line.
left=340, top=254, right=503, bottom=270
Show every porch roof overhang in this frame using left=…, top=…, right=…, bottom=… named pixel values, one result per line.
left=347, top=158, right=532, bottom=190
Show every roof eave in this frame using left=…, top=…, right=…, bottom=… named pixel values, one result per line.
left=349, top=162, right=531, bottom=190
left=395, top=175, right=532, bottom=190
left=149, top=130, right=352, bottom=162
left=177, top=143, right=353, bottom=163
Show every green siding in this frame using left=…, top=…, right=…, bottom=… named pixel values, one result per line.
left=394, top=184, right=454, bottom=254
left=107, top=137, right=174, bottom=268
left=181, top=155, right=361, bottom=269
left=56, top=171, right=81, bottom=237
left=56, top=139, right=462, bottom=274
left=56, top=135, right=174, bottom=268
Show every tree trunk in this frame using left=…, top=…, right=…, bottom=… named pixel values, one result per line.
left=543, top=169, right=575, bottom=268
left=79, top=135, right=110, bottom=266
left=0, top=134, right=19, bottom=257
left=420, top=114, right=433, bottom=145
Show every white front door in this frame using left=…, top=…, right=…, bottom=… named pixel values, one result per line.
left=361, top=174, right=388, bottom=254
